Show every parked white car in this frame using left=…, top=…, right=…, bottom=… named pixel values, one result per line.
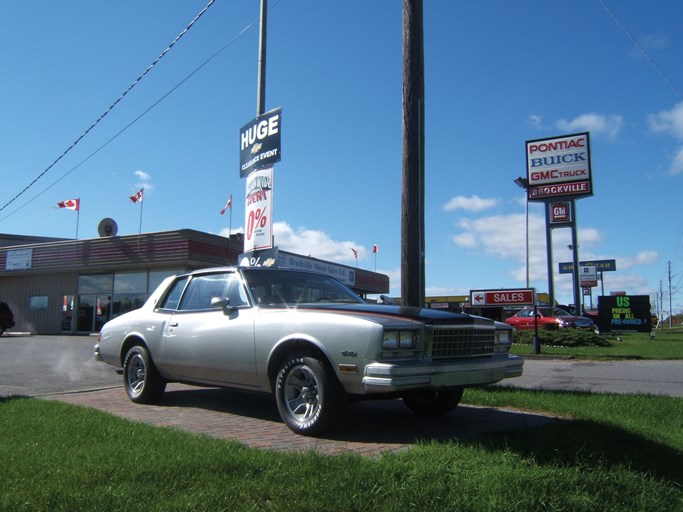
left=96, top=267, right=523, bottom=435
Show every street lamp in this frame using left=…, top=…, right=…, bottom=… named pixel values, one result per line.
left=514, top=177, right=529, bottom=288
left=514, top=177, right=540, bottom=354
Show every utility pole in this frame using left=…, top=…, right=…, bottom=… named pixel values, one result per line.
left=401, top=0, right=425, bottom=307
left=257, top=0, right=267, bottom=116
left=668, top=261, right=673, bottom=328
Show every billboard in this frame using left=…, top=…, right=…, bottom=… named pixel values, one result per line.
left=559, top=259, right=617, bottom=274
left=597, top=295, right=652, bottom=333
left=240, top=107, right=282, bottom=178
left=526, top=132, right=592, bottom=202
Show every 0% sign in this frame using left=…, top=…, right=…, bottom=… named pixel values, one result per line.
left=246, top=207, right=268, bottom=241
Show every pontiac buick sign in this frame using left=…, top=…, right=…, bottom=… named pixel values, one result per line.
left=240, top=107, right=282, bottom=178
left=525, top=132, right=592, bottom=202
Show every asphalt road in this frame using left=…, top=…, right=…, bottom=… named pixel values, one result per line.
left=1, top=334, right=681, bottom=398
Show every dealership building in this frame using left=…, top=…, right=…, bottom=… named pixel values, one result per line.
left=0, top=230, right=389, bottom=335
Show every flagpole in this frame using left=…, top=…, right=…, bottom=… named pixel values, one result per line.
left=137, top=189, right=144, bottom=250
left=76, top=203, right=80, bottom=240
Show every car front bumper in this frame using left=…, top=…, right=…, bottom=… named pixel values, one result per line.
left=362, top=355, right=524, bottom=392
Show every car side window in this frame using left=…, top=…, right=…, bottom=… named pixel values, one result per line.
left=178, top=272, right=248, bottom=311
left=158, top=276, right=189, bottom=311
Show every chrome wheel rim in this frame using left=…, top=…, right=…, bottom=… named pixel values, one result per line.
left=283, top=364, right=320, bottom=422
left=126, top=353, right=146, bottom=397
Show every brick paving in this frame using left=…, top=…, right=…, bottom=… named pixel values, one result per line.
left=45, top=383, right=559, bottom=457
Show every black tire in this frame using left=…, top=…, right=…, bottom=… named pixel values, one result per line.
left=122, top=345, right=166, bottom=404
left=275, top=353, right=343, bottom=436
left=403, top=388, right=464, bottom=416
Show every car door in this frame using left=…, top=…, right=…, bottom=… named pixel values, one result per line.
left=161, top=271, right=259, bottom=387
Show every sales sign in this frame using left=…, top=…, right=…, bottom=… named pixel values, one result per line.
left=239, top=107, right=282, bottom=178
left=244, top=167, right=274, bottom=252
left=525, top=132, right=592, bottom=202
left=470, top=288, right=535, bottom=307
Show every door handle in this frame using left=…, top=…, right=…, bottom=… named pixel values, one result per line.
left=169, top=322, right=179, bottom=328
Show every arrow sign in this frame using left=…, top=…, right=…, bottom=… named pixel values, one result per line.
left=470, top=288, right=535, bottom=307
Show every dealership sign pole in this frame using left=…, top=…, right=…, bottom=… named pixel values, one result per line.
left=525, top=132, right=592, bottom=311
left=237, top=1, right=284, bottom=266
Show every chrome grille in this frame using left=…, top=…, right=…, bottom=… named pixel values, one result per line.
left=427, top=327, right=495, bottom=359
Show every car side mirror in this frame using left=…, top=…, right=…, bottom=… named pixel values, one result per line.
left=210, top=296, right=233, bottom=314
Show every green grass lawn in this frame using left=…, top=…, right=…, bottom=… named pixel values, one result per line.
left=511, top=329, right=683, bottom=359
left=2, top=386, right=682, bottom=511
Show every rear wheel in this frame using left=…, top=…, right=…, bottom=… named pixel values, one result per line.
left=123, top=345, right=166, bottom=404
left=275, top=353, right=344, bottom=436
left=403, top=388, right=464, bottom=416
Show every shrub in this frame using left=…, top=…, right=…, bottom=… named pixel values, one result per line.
left=513, top=329, right=615, bottom=347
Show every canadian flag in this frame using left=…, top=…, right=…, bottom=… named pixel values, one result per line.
left=372, top=244, right=378, bottom=254
left=129, top=188, right=144, bottom=203
left=219, top=194, right=232, bottom=215
left=57, top=198, right=80, bottom=211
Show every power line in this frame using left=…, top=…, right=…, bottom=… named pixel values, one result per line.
left=598, top=0, right=682, bottom=102
left=0, top=0, right=216, bottom=214
left=0, top=9, right=266, bottom=223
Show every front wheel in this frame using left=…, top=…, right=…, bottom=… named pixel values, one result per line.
left=123, top=345, right=166, bottom=404
left=275, top=353, right=343, bottom=436
left=403, top=388, right=464, bottom=416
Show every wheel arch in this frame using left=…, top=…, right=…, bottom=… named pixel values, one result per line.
left=119, top=334, right=148, bottom=366
left=267, top=338, right=336, bottom=390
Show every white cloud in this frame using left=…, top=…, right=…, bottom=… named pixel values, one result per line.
left=443, top=195, right=497, bottom=212
left=555, top=113, right=623, bottom=140
left=648, top=101, right=683, bottom=139
left=272, top=221, right=363, bottom=264
left=618, top=250, right=659, bottom=270
left=133, top=170, right=153, bottom=192
left=528, top=114, right=544, bottom=129
left=668, top=147, right=683, bottom=175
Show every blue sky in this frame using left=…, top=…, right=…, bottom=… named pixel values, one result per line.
left=2, top=1, right=683, bottom=314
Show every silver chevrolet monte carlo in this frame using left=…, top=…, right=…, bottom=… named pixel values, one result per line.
left=96, top=266, right=523, bottom=436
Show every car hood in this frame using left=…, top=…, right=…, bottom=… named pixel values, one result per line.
left=294, top=303, right=495, bottom=326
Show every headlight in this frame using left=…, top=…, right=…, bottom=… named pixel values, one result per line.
left=495, top=329, right=512, bottom=346
left=383, top=331, right=399, bottom=349
left=383, top=330, right=417, bottom=349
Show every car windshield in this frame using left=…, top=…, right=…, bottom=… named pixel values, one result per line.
left=240, top=268, right=365, bottom=307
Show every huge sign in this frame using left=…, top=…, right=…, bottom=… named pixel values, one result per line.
left=240, top=107, right=282, bottom=178
left=470, top=288, right=535, bottom=307
left=597, top=295, right=651, bottom=333
left=525, top=132, right=592, bottom=202
left=244, top=167, right=274, bottom=252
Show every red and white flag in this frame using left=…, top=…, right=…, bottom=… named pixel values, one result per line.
left=351, top=248, right=358, bottom=261
left=57, top=198, right=80, bottom=211
left=372, top=244, right=379, bottom=254
left=129, top=188, right=144, bottom=203
left=219, top=194, right=233, bottom=215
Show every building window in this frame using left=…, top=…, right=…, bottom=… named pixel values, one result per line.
left=29, top=295, right=48, bottom=311
left=78, top=274, right=114, bottom=294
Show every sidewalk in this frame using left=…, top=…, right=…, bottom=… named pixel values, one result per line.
left=45, top=383, right=560, bottom=457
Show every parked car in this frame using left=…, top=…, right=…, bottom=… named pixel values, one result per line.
left=0, top=302, right=15, bottom=336
left=505, top=307, right=595, bottom=331
left=96, top=267, right=523, bottom=435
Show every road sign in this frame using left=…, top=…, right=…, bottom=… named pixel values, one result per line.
left=470, top=288, right=535, bottom=307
